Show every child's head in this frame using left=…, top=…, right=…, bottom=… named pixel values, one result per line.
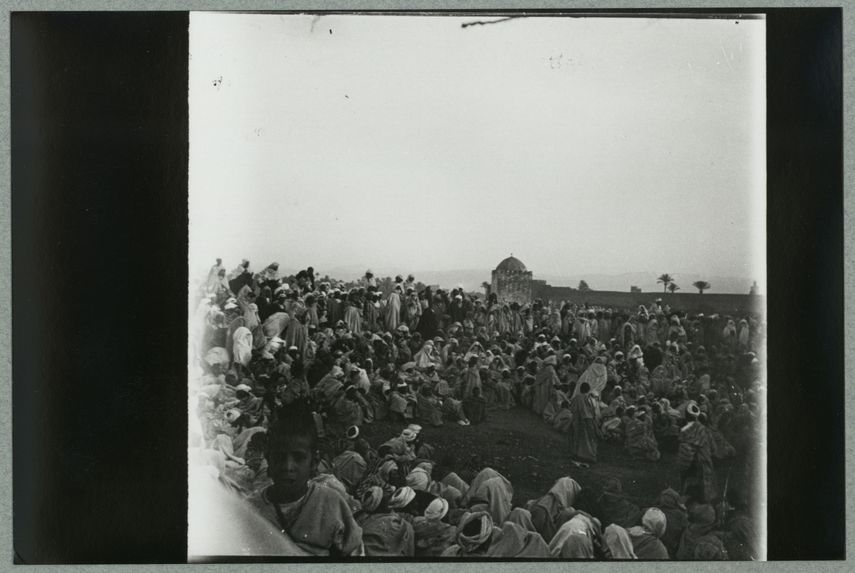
left=352, top=437, right=370, bottom=458
left=265, top=406, right=318, bottom=502
left=247, top=431, right=268, bottom=455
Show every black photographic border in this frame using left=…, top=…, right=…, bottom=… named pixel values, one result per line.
left=9, top=7, right=845, bottom=563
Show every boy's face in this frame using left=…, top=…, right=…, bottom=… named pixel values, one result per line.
left=266, top=434, right=316, bottom=501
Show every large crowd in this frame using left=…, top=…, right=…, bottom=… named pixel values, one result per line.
left=189, top=259, right=764, bottom=559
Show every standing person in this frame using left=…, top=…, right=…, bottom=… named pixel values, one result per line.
left=237, top=286, right=261, bottom=331
left=722, top=319, right=738, bottom=353
left=601, top=310, right=614, bottom=342
left=568, top=382, right=600, bottom=466
left=532, top=355, right=559, bottom=415
left=207, top=257, right=225, bottom=283
left=204, top=258, right=227, bottom=295
left=508, top=302, right=524, bottom=335
left=621, top=315, right=637, bottom=352
left=256, top=262, right=282, bottom=291
left=449, top=294, right=466, bottom=324
left=644, top=341, right=663, bottom=372
left=522, top=307, right=534, bottom=335
left=495, top=368, right=514, bottom=410
left=572, top=313, right=589, bottom=342
left=344, top=292, right=362, bottom=335
left=463, top=386, right=487, bottom=424
left=406, top=289, right=422, bottom=332
left=416, top=300, right=438, bottom=341
left=283, top=313, right=308, bottom=357
left=363, top=270, right=377, bottom=289
left=304, top=295, right=320, bottom=329
left=363, top=292, right=379, bottom=333
left=326, top=290, right=343, bottom=326
left=204, top=268, right=231, bottom=302
left=497, top=304, right=511, bottom=335
left=688, top=316, right=704, bottom=348
left=386, top=285, right=403, bottom=332
left=677, top=403, right=716, bottom=503
left=435, top=290, right=450, bottom=333
left=228, top=259, right=252, bottom=294
left=462, top=356, right=482, bottom=399
left=635, top=306, right=649, bottom=344
left=737, top=319, right=751, bottom=352
left=255, top=286, right=275, bottom=322
left=232, top=326, right=254, bottom=375
left=645, top=315, right=660, bottom=347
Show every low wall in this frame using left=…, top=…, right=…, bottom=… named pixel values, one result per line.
left=533, top=286, right=763, bottom=315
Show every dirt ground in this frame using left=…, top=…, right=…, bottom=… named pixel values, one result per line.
left=360, top=404, right=757, bottom=510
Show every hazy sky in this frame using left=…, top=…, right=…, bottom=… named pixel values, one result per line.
left=189, top=13, right=765, bottom=286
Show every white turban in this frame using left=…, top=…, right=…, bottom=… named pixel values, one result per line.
left=388, top=486, right=416, bottom=509
left=424, top=497, right=449, bottom=521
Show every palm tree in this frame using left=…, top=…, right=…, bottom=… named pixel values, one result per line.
left=692, top=280, right=711, bottom=294
left=668, top=283, right=680, bottom=294
left=657, top=273, right=674, bottom=293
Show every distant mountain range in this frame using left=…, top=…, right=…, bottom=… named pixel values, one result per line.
left=318, top=266, right=759, bottom=295
left=191, top=262, right=759, bottom=295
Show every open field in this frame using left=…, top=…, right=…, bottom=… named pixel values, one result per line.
left=360, top=405, right=757, bottom=510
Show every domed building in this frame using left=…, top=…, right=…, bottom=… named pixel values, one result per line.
left=491, top=255, right=533, bottom=304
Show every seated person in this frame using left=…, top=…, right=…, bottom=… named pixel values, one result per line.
left=416, top=384, right=444, bottom=427
left=356, top=487, right=415, bottom=557
left=434, top=379, right=470, bottom=425
left=596, top=477, right=642, bottom=530
left=412, top=497, right=456, bottom=557
left=247, top=406, right=363, bottom=556
left=600, top=406, right=625, bottom=443
left=379, top=428, right=418, bottom=464
left=441, top=511, right=549, bottom=558
left=625, top=408, right=661, bottom=461
left=389, top=381, right=417, bottom=422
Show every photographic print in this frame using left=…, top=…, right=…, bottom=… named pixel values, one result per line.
left=186, top=12, right=766, bottom=561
